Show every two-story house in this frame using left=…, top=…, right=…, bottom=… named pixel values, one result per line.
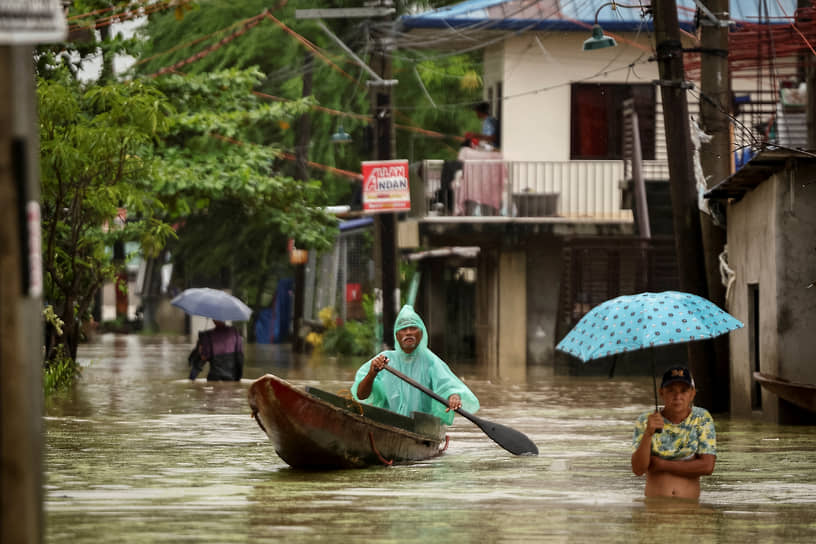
left=389, top=0, right=805, bottom=381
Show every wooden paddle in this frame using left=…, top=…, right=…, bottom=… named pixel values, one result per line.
left=382, top=365, right=539, bottom=456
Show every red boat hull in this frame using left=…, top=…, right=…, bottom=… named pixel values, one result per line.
left=248, top=374, right=447, bottom=469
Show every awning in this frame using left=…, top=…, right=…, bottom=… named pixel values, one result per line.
left=704, top=148, right=815, bottom=200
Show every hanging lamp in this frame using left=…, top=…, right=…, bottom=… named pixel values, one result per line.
left=331, top=124, right=352, bottom=144
left=582, top=24, right=617, bottom=51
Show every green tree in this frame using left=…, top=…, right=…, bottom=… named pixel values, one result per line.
left=38, top=73, right=176, bottom=360
left=131, top=0, right=482, bottom=315
left=149, top=68, right=338, bottom=312
left=133, top=0, right=482, bottom=191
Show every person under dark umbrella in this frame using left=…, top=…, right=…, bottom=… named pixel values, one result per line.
left=188, top=320, right=244, bottom=381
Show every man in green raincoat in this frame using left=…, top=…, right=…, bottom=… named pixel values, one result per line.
left=352, top=305, right=479, bottom=425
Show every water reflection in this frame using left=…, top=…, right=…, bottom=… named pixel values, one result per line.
left=44, top=334, right=816, bottom=543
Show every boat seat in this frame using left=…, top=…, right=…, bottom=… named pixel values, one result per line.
left=305, top=386, right=443, bottom=437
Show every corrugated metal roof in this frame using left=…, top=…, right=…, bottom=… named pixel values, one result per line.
left=400, top=0, right=798, bottom=32
left=704, top=148, right=814, bottom=200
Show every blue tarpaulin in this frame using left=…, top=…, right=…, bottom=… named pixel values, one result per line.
left=254, top=278, right=293, bottom=344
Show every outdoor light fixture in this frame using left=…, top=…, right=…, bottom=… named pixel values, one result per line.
left=582, top=1, right=642, bottom=51
left=582, top=24, right=617, bottom=50
left=331, top=124, right=352, bottom=144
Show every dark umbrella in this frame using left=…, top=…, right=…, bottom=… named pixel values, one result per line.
left=555, top=290, right=743, bottom=409
left=171, top=288, right=252, bottom=322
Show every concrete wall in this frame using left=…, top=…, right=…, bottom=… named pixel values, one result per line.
left=526, top=237, right=563, bottom=366
left=776, top=163, right=816, bottom=382
left=491, top=32, right=661, bottom=162
left=728, top=161, right=816, bottom=420
left=728, top=178, right=778, bottom=418
left=498, top=250, right=527, bottom=381
left=484, top=30, right=763, bottom=164
left=475, top=247, right=527, bottom=381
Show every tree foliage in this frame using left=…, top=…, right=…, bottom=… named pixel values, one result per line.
left=36, top=0, right=482, bottom=366
left=133, top=0, right=483, bottom=183
left=128, top=0, right=483, bottom=311
left=149, top=68, right=338, bottom=307
left=38, top=72, right=176, bottom=359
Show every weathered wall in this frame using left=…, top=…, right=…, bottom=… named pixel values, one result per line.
left=728, top=160, right=816, bottom=421
left=776, top=162, right=816, bottom=383
left=526, top=237, right=563, bottom=366
left=727, top=177, right=778, bottom=418
left=498, top=250, right=527, bottom=381
left=496, top=32, right=661, bottom=162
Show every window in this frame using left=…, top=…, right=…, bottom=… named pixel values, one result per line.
left=570, top=83, right=656, bottom=160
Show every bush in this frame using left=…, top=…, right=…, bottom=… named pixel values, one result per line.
left=308, top=295, right=378, bottom=357
left=43, top=344, right=81, bottom=395
left=43, top=305, right=81, bottom=395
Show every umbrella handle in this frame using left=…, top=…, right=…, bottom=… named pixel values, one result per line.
left=651, top=355, right=663, bottom=434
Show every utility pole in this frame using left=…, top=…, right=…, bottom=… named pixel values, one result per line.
left=652, top=0, right=718, bottom=402
left=698, top=0, right=731, bottom=412
left=296, top=3, right=399, bottom=349
left=369, top=3, right=399, bottom=348
left=291, top=51, right=313, bottom=353
left=1, top=6, right=65, bottom=541
left=1, top=44, right=44, bottom=544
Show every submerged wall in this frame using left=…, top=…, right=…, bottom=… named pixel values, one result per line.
left=728, top=160, right=816, bottom=422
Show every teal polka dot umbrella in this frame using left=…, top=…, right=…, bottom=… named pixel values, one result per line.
left=556, top=291, right=743, bottom=363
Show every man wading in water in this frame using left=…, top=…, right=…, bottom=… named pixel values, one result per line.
left=631, top=366, right=717, bottom=499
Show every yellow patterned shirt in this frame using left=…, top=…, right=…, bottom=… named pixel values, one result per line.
left=632, top=406, right=717, bottom=460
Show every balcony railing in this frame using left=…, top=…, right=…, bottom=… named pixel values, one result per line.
left=420, top=159, right=633, bottom=221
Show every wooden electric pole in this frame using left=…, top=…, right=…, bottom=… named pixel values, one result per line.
left=698, top=0, right=731, bottom=412
left=652, top=0, right=718, bottom=403
left=1, top=7, right=66, bottom=540
left=370, top=24, right=399, bottom=349
left=295, top=3, right=398, bottom=349
left=292, top=51, right=313, bottom=353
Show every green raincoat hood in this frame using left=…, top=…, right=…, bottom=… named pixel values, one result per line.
left=393, top=305, right=428, bottom=354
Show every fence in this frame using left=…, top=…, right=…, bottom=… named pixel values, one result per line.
left=304, top=225, right=374, bottom=324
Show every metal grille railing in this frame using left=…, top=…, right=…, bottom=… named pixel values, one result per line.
left=421, top=158, right=632, bottom=220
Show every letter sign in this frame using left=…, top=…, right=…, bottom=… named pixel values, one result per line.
left=361, top=159, right=411, bottom=213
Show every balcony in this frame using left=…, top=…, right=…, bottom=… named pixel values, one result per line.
left=419, top=158, right=634, bottom=223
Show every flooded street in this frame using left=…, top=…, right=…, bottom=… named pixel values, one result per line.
left=45, top=335, right=816, bottom=543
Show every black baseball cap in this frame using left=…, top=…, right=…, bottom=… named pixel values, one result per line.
left=661, top=365, right=695, bottom=388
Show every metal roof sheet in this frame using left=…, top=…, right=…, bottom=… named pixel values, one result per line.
left=399, top=0, right=798, bottom=32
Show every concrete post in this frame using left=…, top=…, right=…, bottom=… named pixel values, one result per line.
left=0, top=44, right=44, bottom=544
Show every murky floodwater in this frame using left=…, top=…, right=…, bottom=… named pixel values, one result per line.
left=45, top=334, right=816, bottom=543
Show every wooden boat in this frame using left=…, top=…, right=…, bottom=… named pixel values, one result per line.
left=248, top=373, right=448, bottom=469
left=754, top=372, right=816, bottom=413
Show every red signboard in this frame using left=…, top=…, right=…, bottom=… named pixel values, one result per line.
left=346, top=283, right=361, bottom=303
left=361, top=159, right=411, bottom=213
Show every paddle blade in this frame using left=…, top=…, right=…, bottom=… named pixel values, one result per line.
left=465, top=412, right=538, bottom=456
